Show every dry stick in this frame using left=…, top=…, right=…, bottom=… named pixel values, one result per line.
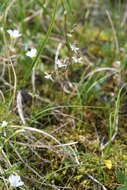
left=121, top=4, right=127, bottom=27
left=54, top=141, right=78, bottom=147
left=23, top=10, right=42, bottom=22
left=84, top=67, right=117, bottom=80
left=1, top=149, right=12, bottom=167
left=0, top=77, right=13, bottom=89
left=106, top=10, right=119, bottom=55
left=10, top=125, right=61, bottom=145
left=0, top=90, right=5, bottom=103
left=87, top=174, right=107, bottom=190
left=10, top=58, right=17, bottom=105
left=55, top=42, right=62, bottom=70
left=29, top=92, right=51, bottom=104
left=10, top=125, right=78, bottom=148
left=1, top=60, right=6, bottom=78
left=16, top=91, right=26, bottom=125
left=14, top=141, right=78, bottom=150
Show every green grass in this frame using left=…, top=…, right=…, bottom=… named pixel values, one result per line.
left=0, top=0, right=127, bottom=189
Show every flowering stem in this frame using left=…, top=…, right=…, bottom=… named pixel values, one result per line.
left=24, top=0, right=58, bottom=82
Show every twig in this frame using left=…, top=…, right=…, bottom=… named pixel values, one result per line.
left=87, top=174, right=107, bottom=190
left=55, top=42, right=62, bottom=70
left=9, top=125, right=61, bottom=145
left=84, top=67, right=117, bottom=80
left=121, top=4, right=127, bottom=27
left=16, top=91, right=26, bottom=125
left=0, top=90, right=5, bottom=103
left=24, top=10, right=42, bottom=22
left=54, top=142, right=78, bottom=148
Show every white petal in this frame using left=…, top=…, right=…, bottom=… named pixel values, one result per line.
left=1, top=121, right=8, bottom=127
left=7, top=29, right=21, bottom=38
left=8, top=174, right=24, bottom=187
left=26, top=48, right=37, bottom=58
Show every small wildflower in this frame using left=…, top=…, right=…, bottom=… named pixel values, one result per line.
left=72, top=56, right=83, bottom=63
left=56, top=59, right=66, bottom=68
left=7, top=29, right=22, bottom=39
left=26, top=48, right=37, bottom=58
left=44, top=72, right=53, bottom=81
left=64, top=10, right=67, bottom=15
left=104, top=160, right=112, bottom=170
left=70, top=44, right=79, bottom=53
left=120, top=47, right=125, bottom=52
left=67, top=33, right=72, bottom=38
left=112, top=60, right=121, bottom=68
left=1, top=121, right=8, bottom=127
left=0, top=27, right=3, bottom=32
left=8, top=174, right=24, bottom=187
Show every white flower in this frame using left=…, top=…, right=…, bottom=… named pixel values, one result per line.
left=26, top=48, right=37, bottom=58
left=1, top=121, right=8, bottom=127
left=56, top=59, right=66, bottom=68
left=72, top=56, right=83, bottom=63
left=67, top=33, right=72, bottom=38
left=113, top=60, right=121, bottom=68
left=44, top=72, right=53, bottom=81
left=70, top=44, right=79, bottom=53
left=0, top=27, right=3, bottom=32
left=8, top=174, right=24, bottom=187
left=7, top=29, right=22, bottom=39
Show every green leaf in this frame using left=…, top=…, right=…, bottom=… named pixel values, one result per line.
left=117, top=185, right=127, bottom=190
left=116, top=171, right=126, bottom=184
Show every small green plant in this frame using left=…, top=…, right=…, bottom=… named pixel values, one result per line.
left=116, top=171, right=127, bottom=190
